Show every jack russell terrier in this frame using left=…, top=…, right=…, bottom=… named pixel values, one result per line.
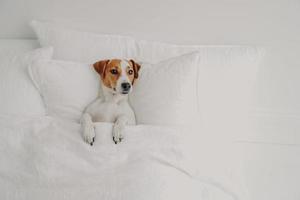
left=81, top=59, right=141, bottom=145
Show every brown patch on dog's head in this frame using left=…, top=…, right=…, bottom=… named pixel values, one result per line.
left=93, top=59, right=121, bottom=90
left=93, top=59, right=141, bottom=93
left=93, top=59, right=109, bottom=79
left=129, top=59, right=141, bottom=84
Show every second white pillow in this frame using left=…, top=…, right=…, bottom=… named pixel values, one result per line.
left=28, top=52, right=200, bottom=125
left=29, top=60, right=99, bottom=121
left=130, top=52, right=200, bottom=126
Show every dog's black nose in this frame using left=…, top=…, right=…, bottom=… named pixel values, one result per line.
left=121, top=82, right=131, bottom=91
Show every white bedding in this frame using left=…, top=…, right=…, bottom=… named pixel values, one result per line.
left=1, top=39, right=299, bottom=200
left=0, top=115, right=236, bottom=200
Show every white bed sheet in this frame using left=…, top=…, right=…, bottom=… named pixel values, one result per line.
left=0, top=115, right=235, bottom=200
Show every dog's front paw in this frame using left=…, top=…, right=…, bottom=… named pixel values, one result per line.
left=83, top=123, right=96, bottom=146
left=112, top=123, right=124, bottom=144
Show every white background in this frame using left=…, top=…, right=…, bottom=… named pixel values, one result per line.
left=0, top=0, right=299, bottom=199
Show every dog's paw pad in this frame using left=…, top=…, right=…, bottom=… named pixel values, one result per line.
left=113, top=136, right=122, bottom=144
left=113, top=137, right=118, bottom=144
left=89, top=137, right=95, bottom=146
left=83, top=127, right=96, bottom=146
left=112, top=123, right=124, bottom=144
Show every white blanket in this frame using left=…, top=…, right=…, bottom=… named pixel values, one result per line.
left=0, top=115, right=236, bottom=200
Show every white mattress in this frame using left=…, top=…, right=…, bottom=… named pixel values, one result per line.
left=0, top=39, right=299, bottom=200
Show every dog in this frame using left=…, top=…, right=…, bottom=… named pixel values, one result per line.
left=81, top=59, right=141, bottom=145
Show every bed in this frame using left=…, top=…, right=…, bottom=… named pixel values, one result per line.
left=0, top=33, right=299, bottom=200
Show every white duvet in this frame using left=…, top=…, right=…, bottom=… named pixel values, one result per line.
left=0, top=115, right=236, bottom=200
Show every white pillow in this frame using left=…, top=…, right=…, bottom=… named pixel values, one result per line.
left=30, top=20, right=137, bottom=63
left=137, top=40, right=265, bottom=141
left=0, top=47, right=53, bottom=116
left=28, top=60, right=99, bottom=121
left=130, top=52, right=200, bottom=126
left=28, top=52, right=200, bottom=125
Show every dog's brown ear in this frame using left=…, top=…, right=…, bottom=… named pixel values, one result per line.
left=93, top=59, right=109, bottom=78
left=129, top=59, right=141, bottom=79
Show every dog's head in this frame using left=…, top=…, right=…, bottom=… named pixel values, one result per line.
left=93, top=59, right=141, bottom=95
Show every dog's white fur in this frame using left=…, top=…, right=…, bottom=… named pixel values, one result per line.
left=81, top=59, right=137, bottom=145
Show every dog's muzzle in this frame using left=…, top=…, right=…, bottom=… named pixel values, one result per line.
left=121, top=82, right=131, bottom=94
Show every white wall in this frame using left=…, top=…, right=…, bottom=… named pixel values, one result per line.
left=0, top=0, right=299, bottom=45
left=0, top=0, right=298, bottom=45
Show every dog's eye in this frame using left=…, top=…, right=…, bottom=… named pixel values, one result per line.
left=128, top=69, right=133, bottom=75
left=110, top=69, right=118, bottom=75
